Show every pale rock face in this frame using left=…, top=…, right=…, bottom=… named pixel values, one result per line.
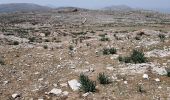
left=152, top=67, right=167, bottom=75
left=48, top=88, right=62, bottom=95
left=143, top=74, right=149, bottom=79
left=68, top=79, right=81, bottom=91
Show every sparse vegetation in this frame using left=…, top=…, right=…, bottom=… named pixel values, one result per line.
left=13, top=41, right=19, bottom=45
left=119, top=50, right=147, bottom=63
left=69, top=45, right=74, bottom=51
left=98, top=73, right=111, bottom=84
left=0, top=57, right=5, bottom=65
left=43, top=45, right=48, bottom=49
left=158, top=34, right=166, bottom=42
left=103, top=48, right=117, bottom=55
left=79, top=74, right=96, bottom=92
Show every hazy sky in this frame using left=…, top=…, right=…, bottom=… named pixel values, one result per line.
left=0, top=0, right=169, bottom=9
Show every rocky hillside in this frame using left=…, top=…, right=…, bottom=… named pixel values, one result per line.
left=0, top=3, right=51, bottom=13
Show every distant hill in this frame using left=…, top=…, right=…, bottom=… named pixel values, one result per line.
left=102, top=5, right=134, bottom=12
left=0, top=3, right=51, bottom=13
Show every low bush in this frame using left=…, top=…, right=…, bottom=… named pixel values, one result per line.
left=119, top=50, right=147, bottom=64
left=79, top=74, right=96, bottom=92
left=98, top=73, right=111, bottom=84
left=103, top=48, right=117, bottom=55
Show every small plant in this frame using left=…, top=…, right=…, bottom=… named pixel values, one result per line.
left=13, top=41, right=19, bottom=45
left=167, top=71, right=170, bottom=77
left=131, top=50, right=147, bottom=63
left=137, top=85, right=146, bottom=93
left=103, top=48, right=117, bottom=55
left=109, top=48, right=117, bottom=54
left=135, top=36, right=140, bottom=40
left=119, top=50, right=147, bottom=64
left=43, top=45, right=48, bottom=49
left=100, top=37, right=109, bottom=41
left=29, top=37, right=36, bottom=42
left=0, top=57, right=5, bottom=65
left=158, top=34, right=166, bottom=42
left=79, top=74, right=96, bottom=92
left=103, top=48, right=110, bottom=55
left=69, top=45, right=74, bottom=51
left=98, top=73, right=111, bottom=84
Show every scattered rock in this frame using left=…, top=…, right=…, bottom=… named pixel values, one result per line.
left=62, top=91, right=69, bottom=96
left=48, top=88, right=62, bottom=95
left=152, top=67, right=167, bottom=75
left=82, top=92, right=90, bottom=97
left=12, top=93, right=20, bottom=99
left=124, top=81, right=128, bottom=84
left=143, top=74, right=149, bottom=79
left=155, top=78, right=160, bottom=82
left=68, top=79, right=81, bottom=91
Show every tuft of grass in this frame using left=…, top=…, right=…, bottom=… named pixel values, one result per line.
left=103, top=48, right=117, bottom=55
left=119, top=50, right=147, bottom=64
left=0, top=57, right=5, bottom=65
left=100, top=37, right=109, bottom=41
left=43, top=45, right=48, bottom=49
left=167, top=71, right=170, bottom=77
left=98, top=73, right=111, bottom=85
left=13, top=41, right=19, bottom=45
left=69, top=45, right=74, bottom=51
left=131, top=50, right=147, bottom=63
left=79, top=74, right=96, bottom=92
left=158, top=34, right=166, bottom=42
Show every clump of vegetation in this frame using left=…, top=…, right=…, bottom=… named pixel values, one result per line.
left=119, top=50, right=147, bottom=63
left=98, top=73, right=111, bottom=85
left=103, top=48, right=117, bottom=55
left=0, top=57, right=5, bottom=65
left=69, top=45, right=74, bottom=51
left=137, top=85, right=146, bottom=93
left=79, top=74, right=96, bottom=92
left=100, top=37, right=109, bottom=41
left=167, top=71, right=170, bottom=77
left=135, top=36, right=140, bottom=40
left=13, top=41, right=19, bottom=45
left=43, top=45, right=48, bottom=49
left=99, top=33, right=109, bottom=41
left=158, top=34, right=166, bottom=42
left=29, top=37, right=36, bottom=42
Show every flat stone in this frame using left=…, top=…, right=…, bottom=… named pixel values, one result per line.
left=143, top=74, right=149, bottom=79
left=68, top=79, right=81, bottom=91
left=48, top=88, right=62, bottom=95
left=12, top=93, right=20, bottom=99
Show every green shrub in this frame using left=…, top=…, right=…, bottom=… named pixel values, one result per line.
left=167, top=71, right=170, bottom=77
left=103, top=48, right=117, bottom=55
left=158, top=34, right=166, bottom=42
left=100, top=37, right=109, bottom=41
left=43, top=45, right=48, bottom=49
left=98, top=73, right=111, bottom=85
left=119, top=50, right=147, bottom=64
left=69, top=45, right=74, bottom=51
left=0, top=57, right=5, bottom=65
left=79, top=74, right=96, bottom=92
left=109, top=48, right=117, bottom=54
left=103, top=48, right=110, bottom=55
left=13, top=41, right=19, bottom=45
left=131, top=50, right=147, bottom=63
left=29, top=37, right=36, bottom=42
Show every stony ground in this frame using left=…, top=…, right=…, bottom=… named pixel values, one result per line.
left=0, top=8, right=170, bottom=100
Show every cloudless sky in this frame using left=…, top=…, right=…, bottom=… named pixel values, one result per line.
left=0, top=0, right=169, bottom=9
